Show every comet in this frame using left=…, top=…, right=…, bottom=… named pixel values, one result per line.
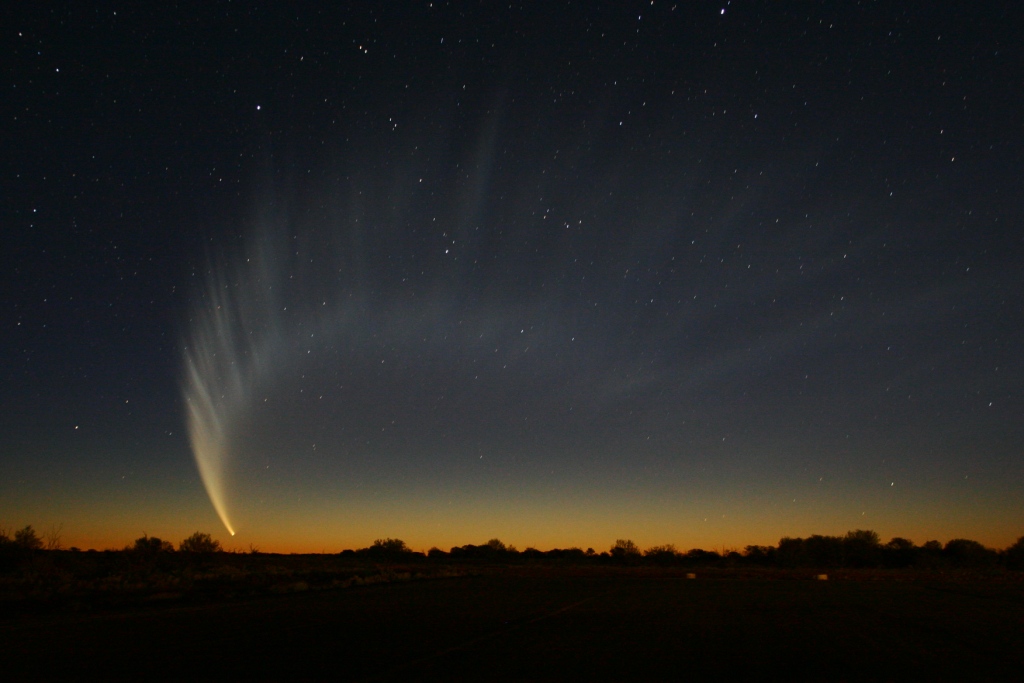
left=181, top=232, right=285, bottom=537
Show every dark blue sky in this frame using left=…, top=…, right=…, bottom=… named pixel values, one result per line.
left=3, top=2, right=1022, bottom=551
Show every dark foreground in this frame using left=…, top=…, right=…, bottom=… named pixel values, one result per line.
left=3, top=569, right=1022, bottom=681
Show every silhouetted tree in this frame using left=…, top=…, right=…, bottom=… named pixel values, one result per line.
left=644, top=544, right=680, bottom=565
left=882, top=537, right=917, bottom=568
left=0, top=532, right=16, bottom=572
left=843, top=530, right=881, bottom=567
left=43, top=524, right=63, bottom=551
left=776, top=537, right=806, bottom=567
left=804, top=535, right=844, bottom=567
left=684, top=548, right=721, bottom=565
left=179, top=532, right=221, bottom=553
left=915, top=540, right=944, bottom=568
left=444, top=540, right=515, bottom=561
left=943, top=539, right=997, bottom=568
left=561, top=547, right=586, bottom=561
left=1004, top=536, right=1024, bottom=570
left=545, top=547, right=586, bottom=562
left=14, top=525, right=43, bottom=551
left=743, top=545, right=776, bottom=566
left=610, top=539, right=642, bottom=563
left=480, top=538, right=519, bottom=558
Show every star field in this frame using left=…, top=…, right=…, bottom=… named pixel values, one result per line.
left=2, top=2, right=1022, bottom=552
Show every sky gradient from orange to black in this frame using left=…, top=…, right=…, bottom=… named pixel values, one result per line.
left=3, top=2, right=1022, bottom=553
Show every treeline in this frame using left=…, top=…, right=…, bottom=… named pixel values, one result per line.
left=0, top=527, right=221, bottom=555
left=5, top=526, right=1024, bottom=571
left=748, top=531, right=1024, bottom=570
left=345, top=532, right=1024, bottom=570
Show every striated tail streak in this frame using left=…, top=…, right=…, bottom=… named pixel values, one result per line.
left=181, top=236, right=281, bottom=537
left=183, top=351, right=236, bottom=536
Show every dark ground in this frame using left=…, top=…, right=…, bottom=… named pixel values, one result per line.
left=2, top=568, right=1022, bottom=681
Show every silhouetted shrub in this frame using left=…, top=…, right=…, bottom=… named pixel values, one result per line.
left=358, top=538, right=413, bottom=560
left=481, top=539, right=519, bottom=559
left=179, top=532, right=221, bottom=553
left=133, top=535, right=175, bottom=554
left=371, top=538, right=410, bottom=553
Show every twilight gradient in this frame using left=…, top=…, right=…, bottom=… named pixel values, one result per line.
left=3, top=3, right=1022, bottom=553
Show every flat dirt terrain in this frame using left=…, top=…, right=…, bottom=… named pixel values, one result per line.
left=3, top=569, right=1022, bottom=681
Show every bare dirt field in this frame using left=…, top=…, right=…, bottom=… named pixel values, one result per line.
left=3, top=567, right=1022, bottom=681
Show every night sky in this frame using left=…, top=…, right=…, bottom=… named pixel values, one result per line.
left=4, top=2, right=1022, bottom=553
